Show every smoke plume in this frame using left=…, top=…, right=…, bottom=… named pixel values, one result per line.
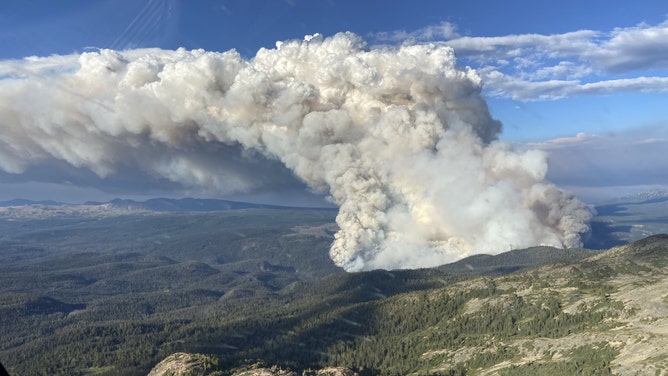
left=0, top=33, right=591, bottom=271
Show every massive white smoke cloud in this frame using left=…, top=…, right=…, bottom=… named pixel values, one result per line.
left=0, top=33, right=592, bottom=271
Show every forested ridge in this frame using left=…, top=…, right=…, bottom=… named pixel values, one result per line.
left=1, top=210, right=668, bottom=375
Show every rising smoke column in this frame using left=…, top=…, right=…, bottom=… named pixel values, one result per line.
left=0, top=33, right=591, bottom=271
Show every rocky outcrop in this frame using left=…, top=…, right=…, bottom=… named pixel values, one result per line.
left=147, top=354, right=359, bottom=376
left=147, top=353, right=218, bottom=376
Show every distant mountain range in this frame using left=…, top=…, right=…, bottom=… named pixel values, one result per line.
left=3, top=189, right=668, bottom=212
left=0, top=198, right=66, bottom=207
left=585, top=189, right=668, bottom=249
left=2, top=190, right=667, bottom=248
left=0, top=197, right=334, bottom=214
left=609, top=188, right=668, bottom=203
left=84, top=197, right=312, bottom=212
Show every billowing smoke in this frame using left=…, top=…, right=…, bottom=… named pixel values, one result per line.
left=0, top=33, right=591, bottom=271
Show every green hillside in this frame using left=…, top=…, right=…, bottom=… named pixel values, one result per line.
left=146, top=234, right=668, bottom=375
left=1, top=208, right=668, bottom=375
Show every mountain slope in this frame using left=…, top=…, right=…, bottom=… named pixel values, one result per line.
left=147, top=234, right=668, bottom=375
left=1, top=200, right=667, bottom=375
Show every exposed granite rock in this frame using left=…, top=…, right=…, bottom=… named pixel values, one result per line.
left=148, top=354, right=359, bottom=376
left=147, top=352, right=218, bottom=376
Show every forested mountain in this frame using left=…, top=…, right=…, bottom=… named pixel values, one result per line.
left=146, top=234, right=668, bottom=376
left=1, top=206, right=668, bottom=375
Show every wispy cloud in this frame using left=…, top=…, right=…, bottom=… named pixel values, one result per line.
left=371, top=21, right=460, bottom=43
left=372, top=19, right=668, bottom=101
left=445, top=30, right=598, bottom=60
left=480, top=71, right=668, bottom=101
left=585, top=21, right=668, bottom=72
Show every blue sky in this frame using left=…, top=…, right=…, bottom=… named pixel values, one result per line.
left=0, top=0, right=667, bottom=203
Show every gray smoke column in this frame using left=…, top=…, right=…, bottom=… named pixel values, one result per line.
left=0, top=33, right=591, bottom=271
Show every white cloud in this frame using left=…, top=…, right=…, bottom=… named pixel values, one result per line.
left=529, top=61, right=593, bottom=81
left=371, top=21, right=460, bottom=43
left=374, top=19, right=668, bottom=101
left=585, top=21, right=668, bottom=72
left=479, top=69, right=668, bottom=100
left=445, top=30, right=598, bottom=60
